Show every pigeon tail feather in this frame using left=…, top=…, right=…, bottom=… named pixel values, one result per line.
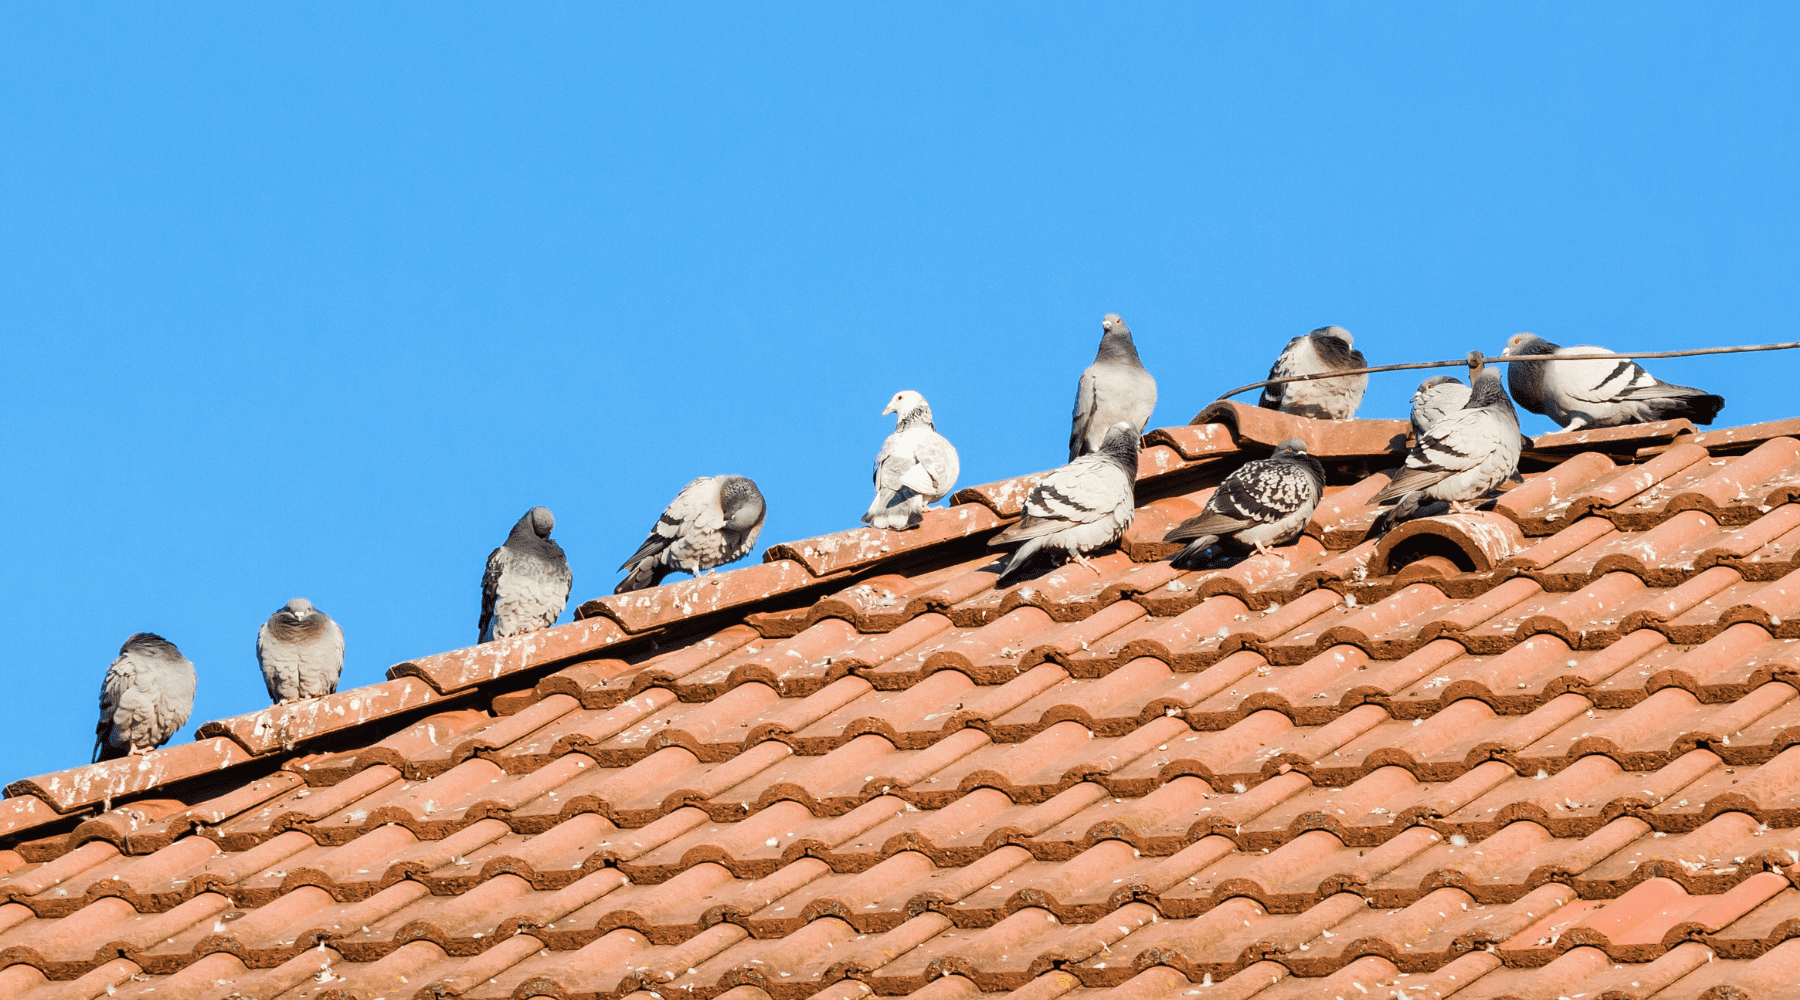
left=1372, top=468, right=1451, bottom=506
left=615, top=561, right=670, bottom=594
left=995, top=537, right=1048, bottom=585
left=1170, top=535, right=1221, bottom=569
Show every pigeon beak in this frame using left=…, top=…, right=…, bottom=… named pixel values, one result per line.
left=882, top=403, right=896, bottom=416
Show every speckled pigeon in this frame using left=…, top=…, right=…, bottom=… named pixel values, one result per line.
left=617, top=476, right=766, bottom=593
left=1165, top=438, right=1325, bottom=566
left=257, top=598, right=345, bottom=704
left=1373, top=352, right=1521, bottom=524
left=1069, top=314, right=1157, bottom=460
left=480, top=506, right=573, bottom=642
left=865, top=390, right=960, bottom=531
left=1503, top=333, right=1725, bottom=431
left=93, top=632, right=196, bottom=762
left=1258, top=326, right=1368, bottom=420
left=992, top=421, right=1139, bottom=584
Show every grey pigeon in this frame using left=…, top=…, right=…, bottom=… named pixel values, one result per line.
left=865, top=390, right=961, bottom=531
left=992, top=421, right=1139, bottom=584
left=1069, top=313, right=1157, bottom=461
left=1258, top=326, right=1368, bottom=420
left=1164, top=438, right=1325, bottom=566
left=480, top=506, right=573, bottom=642
left=1502, top=333, right=1725, bottom=431
left=257, top=598, right=345, bottom=704
left=617, top=475, right=766, bottom=593
left=1373, top=352, right=1522, bottom=524
left=93, top=632, right=196, bottom=762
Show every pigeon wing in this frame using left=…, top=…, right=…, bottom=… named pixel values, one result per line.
left=992, top=459, right=1127, bottom=543
left=1257, top=336, right=1303, bottom=410
left=478, top=545, right=505, bottom=641
left=1372, top=407, right=1495, bottom=503
left=1069, top=366, right=1100, bottom=460
left=619, top=477, right=711, bottom=571
left=1168, top=461, right=1313, bottom=541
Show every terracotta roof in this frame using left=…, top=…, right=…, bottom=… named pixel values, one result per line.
left=9, top=405, right=1800, bottom=1000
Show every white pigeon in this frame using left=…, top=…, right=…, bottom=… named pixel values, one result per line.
left=864, top=390, right=960, bottom=531
left=1164, top=438, right=1325, bottom=566
left=1069, top=313, right=1157, bottom=460
left=94, top=632, right=196, bottom=762
left=1410, top=375, right=1470, bottom=441
left=617, top=475, right=766, bottom=593
left=1502, top=333, right=1725, bottom=431
left=1373, top=352, right=1522, bottom=524
left=1258, top=326, right=1368, bottom=420
left=257, top=598, right=345, bottom=705
left=992, top=421, right=1139, bottom=584
left=480, top=506, right=573, bottom=642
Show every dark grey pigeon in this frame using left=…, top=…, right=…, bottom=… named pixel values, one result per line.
left=1069, top=314, right=1157, bottom=460
left=1259, top=326, right=1368, bottom=420
left=617, top=476, right=766, bottom=593
left=480, top=506, right=573, bottom=642
left=1373, top=352, right=1522, bottom=525
left=1165, top=438, right=1325, bottom=567
left=993, top=421, right=1139, bottom=584
left=94, top=632, right=196, bottom=762
left=1503, top=333, right=1725, bottom=431
left=258, top=598, right=345, bottom=704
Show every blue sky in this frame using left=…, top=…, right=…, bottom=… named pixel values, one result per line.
left=1, top=6, right=1796, bottom=781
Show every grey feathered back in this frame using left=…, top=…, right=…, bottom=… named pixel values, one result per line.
left=994, top=422, right=1140, bottom=584
left=1373, top=353, right=1522, bottom=522
left=257, top=597, right=345, bottom=704
left=94, top=632, right=196, bottom=762
left=480, top=506, right=573, bottom=643
left=1069, top=314, right=1157, bottom=461
left=1503, top=333, right=1725, bottom=431
left=617, top=476, right=767, bottom=593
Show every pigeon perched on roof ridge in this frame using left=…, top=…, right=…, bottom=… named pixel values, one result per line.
left=617, top=475, right=766, bottom=593
left=1373, top=351, right=1522, bottom=525
left=1164, top=438, right=1325, bottom=567
left=257, top=598, right=345, bottom=705
left=992, top=421, right=1139, bottom=584
left=1258, top=325, right=1368, bottom=420
left=1502, top=333, right=1725, bottom=431
left=865, top=390, right=960, bottom=531
left=94, top=632, right=196, bottom=762
left=481, top=505, right=573, bottom=642
left=1412, top=373, right=1536, bottom=454
left=1069, top=313, right=1157, bottom=461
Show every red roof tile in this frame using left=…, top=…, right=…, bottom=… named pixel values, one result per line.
left=14, top=415, right=1800, bottom=998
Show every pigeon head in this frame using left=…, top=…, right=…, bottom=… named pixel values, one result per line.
left=1095, top=313, right=1143, bottom=364
left=1467, top=351, right=1517, bottom=414
left=1418, top=375, right=1462, bottom=390
left=1310, top=325, right=1354, bottom=349
left=1272, top=438, right=1310, bottom=457
left=719, top=476, right=766, bottom=532
left=1097, top=421, right=1142, bottom=474
left=277, top=598, right=318, bottom=623
left=121, top=632, right=181, bottom=658
left=1502, top=333, right=1559, bottom=357
left=527, top=506, right=555, bottom=538
left=882, top=390, right=932, bottom=427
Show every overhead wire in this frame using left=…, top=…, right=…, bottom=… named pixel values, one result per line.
left=1213, top=340, right=1800, bottom=402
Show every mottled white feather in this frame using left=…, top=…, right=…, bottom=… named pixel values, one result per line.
left=1259, top=326, right=1368, bottom=420
left=1164, top=439, right=1325, bottom=564
left=617, top=476, right=766, bottom=592
left=866, top=390, right=960, bottom=531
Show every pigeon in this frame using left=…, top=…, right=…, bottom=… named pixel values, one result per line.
left=617, top=476, right=766, bottom=593
left=480, top=506, right=573, bottom=642
left=1164, top=438, right=1325, bottom=566
left=1502, top=333, right=1725, bottom=431
left=1069, top=313, right=1157, bottom=461
left=1372, top=352, right=1522, bottom=524
left=865, top=390, right=961, bottom=531
left=992, top=421, right=1139, bottom=584
left=257, top=598, right=345, bottom=704
left=93, top=632, right=196, bottom=762
left=1258, top=326, right=1368, bottom=420
left=1410, top=375, right=1470, bottom=441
